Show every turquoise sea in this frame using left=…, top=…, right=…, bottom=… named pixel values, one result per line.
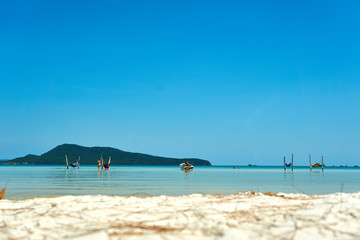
left=1, top=166, right=359, bottom=199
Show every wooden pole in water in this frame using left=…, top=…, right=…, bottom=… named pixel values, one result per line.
left=291, top=153, right=294, bottom=172
left=284, top=156, right=286, bottom=171
left=309, top=154, right=312, bottom=171
left=65, top=155, right=69, bottom=169
left=101, top=154, right=104, bottom=170
left=322, top=156, right=324, bottom=172
left=78, top=156, right=80, bottom=169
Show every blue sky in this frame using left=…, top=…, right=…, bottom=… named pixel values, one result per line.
left=0, top=0, right=359, bottom=165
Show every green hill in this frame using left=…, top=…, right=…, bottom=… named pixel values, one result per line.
left=2, top=144, right=211, bottom=166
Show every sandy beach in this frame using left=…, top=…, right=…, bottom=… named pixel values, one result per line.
left=0, top=192, right=359, bottom=240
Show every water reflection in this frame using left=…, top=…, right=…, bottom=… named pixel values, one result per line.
left=1, top=166, right=360, bottom=199
left=284, top=171, right=295, bottom=193
left=99, top=169, right=111, bottom=178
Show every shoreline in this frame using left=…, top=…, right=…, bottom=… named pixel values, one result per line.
left=3, top=188, right=360, bottom=201
left=1, top=192, right=360, bottom=240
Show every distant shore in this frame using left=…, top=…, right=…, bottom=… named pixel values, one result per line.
left=1, top=163, right=359, bottom=168
left=2, top=144, right=212, bottom=166
left=1, top=192, right=360, bottom=240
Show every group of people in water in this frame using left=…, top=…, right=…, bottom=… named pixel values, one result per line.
left=66, top=155, right=111, bottom=169
left=67, top=156, right=194, bottom=171
left=97, top=156, right=111, bottom=169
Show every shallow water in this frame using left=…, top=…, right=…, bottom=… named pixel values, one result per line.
left=1, top=165, right=359, bottom=199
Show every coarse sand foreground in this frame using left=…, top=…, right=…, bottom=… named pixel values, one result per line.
left=0, top=192, right=360, bottom=240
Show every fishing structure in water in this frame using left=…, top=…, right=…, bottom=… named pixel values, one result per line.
left=98, top=154, right=111, bottom=170
left=283, top=154, right=325, bottom=172
left=65, top=155, right=80, bottom=169
left=309, top=155, right=325, bottom=172
left=284, top=154, right=294, bottom=172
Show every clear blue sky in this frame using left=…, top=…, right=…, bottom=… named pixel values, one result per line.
left=1, top=0, right=359, bottom=165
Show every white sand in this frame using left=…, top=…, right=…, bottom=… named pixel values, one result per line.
left=0, top=192, right=360, bottom=240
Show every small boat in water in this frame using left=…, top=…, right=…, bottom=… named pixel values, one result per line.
left=180, top=161, right=193, bottom=170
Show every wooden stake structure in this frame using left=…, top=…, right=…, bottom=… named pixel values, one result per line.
left=309, top=154, right=312, bottom=171
left=65, top=155, right=69, bottom=169
left=284, top=154, right=294, bottom=172
left=322, top=156, right=324, bottom=172
left=65, top=155, right=80, bottom=169
left=101, top=154, right=104, bottom=170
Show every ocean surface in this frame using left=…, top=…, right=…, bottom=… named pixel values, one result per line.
left=1, top=165, right=359, bottom=199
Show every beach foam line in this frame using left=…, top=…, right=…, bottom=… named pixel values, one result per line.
left=0, top=192, right=360, bottom=240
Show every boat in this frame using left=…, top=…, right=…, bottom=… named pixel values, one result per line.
left=180, top=161, right=193, bottom=170
left=65, top=155, right=80, bottom=169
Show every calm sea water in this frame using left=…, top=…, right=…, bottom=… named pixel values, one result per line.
left=1, top=165, right=359, bottom=199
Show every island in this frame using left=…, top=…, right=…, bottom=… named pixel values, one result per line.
left=1, top=144, right=212, bottom=166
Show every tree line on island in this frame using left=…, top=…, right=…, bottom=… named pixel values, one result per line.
left=1, top=144, right=211, bottom=166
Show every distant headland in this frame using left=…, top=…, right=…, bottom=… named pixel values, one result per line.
left=1, top=144, right=212, bottom=166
